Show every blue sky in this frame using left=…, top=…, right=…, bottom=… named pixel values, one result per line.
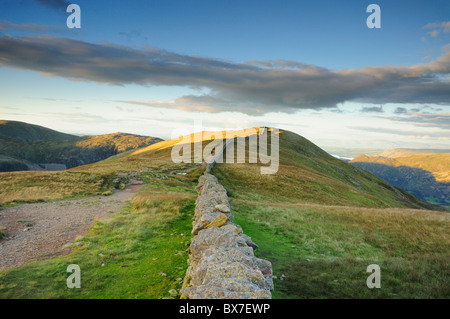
left=0, top=0, right=449, bottom=150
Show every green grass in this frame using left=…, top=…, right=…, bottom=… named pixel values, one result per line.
left=211, top=130, right=438, bottom=210
left=1, top=127, right=447, bottom=299
left=0, top=176, right=196, bottom=299
left=0, top=171, right=116, bottom=208
left=230, top=200, right=449, bottom=298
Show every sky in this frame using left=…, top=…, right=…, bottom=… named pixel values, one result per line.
left=0, top=0, right=449, bottom=150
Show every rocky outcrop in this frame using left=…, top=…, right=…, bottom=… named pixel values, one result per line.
left=180, top=139, right=273, bottom=299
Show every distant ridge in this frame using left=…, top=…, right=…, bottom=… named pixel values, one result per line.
left=351, top=153, right=450, bottom=206
left=0, top=120, right=163, bottom=172
left=351, top=153, right=450, bottom=183
left=0, top=120, right=77, bottom=142
left=380, top=148, right=450, bottom=158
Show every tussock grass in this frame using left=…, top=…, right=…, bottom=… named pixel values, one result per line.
left=230, top=200, right=449, bottom=298
left=207, top=129, right=448, bottom=298
left=0, top=171, right=107, bottom=207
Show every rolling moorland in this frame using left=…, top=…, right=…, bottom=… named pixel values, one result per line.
left=0, top=120, right=163, bottom=172
left=0, top=127, right=448, bottom=298
left=351, top=153, right=450, bottom=206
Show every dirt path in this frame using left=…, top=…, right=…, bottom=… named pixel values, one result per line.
left=0, top=181, right=144, bottom=271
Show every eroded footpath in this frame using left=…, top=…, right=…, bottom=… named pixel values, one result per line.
left=0, top=182, right=143, bottom=270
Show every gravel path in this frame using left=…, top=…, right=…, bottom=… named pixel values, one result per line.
left=0, top=182, right=144, bottom=270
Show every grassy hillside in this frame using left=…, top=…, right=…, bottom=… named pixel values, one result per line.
left=350, top=153, right=450, bottom=206
left=209, top=129, right=449, bottom=298
left=213, top=130, right=438, bottom=210
left=0, top=120, right=163, bottom=172
left=1, top=127, right=440, bottom=211
left=351, top=153, right=450, bottom=183
left=0, top=133, right=203, bottom=207
left=0, top=120, right=76, bottom=142
left=0, top=127, right=448, bottom=299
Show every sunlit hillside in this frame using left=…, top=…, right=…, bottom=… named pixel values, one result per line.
left=0, top=120, right=163, bottom=172
left=1, top=127, right=448, bottom=299
left=351, top=153, right=450, bottom=183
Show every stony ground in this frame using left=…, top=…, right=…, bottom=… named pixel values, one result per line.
left=0, top=182, right=143, bottom=270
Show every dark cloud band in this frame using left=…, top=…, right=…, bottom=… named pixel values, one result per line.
left=0, top=35, right=449, bottom=114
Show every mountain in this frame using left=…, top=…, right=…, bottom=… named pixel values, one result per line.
left=350, top=153, right=450, bottom=206
left=379, top=148, right=450, bottom=158
left=0, top=120, right=163, bottom=172
left=0, top=120, right=77, bottom=142
left=208, top=129, right=440, bottom=210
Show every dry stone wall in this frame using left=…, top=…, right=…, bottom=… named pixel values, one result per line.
left=180, top=138, right=274, bottom=299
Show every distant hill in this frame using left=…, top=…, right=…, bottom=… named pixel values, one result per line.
left=0, top=120, right=163, bottom=172
left=352, top=154, right=400, bottom=167
left=351, top=153, right=450, bottom=206
left=322, top=147, right=384, bottom=159
left=0, top=120, right=77, bottom=142
left=351, top=153, right=450, bottom=183
left=380, top=148, right=450, bottom=158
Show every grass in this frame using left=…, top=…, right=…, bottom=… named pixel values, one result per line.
left=229, top=200, right=450, bottom=298
left=207, top=129, right=448, bottom=298
left=0, top=145, right=202, bottom=209
left=211, top=130, right=438, bottom=210
left=0, top=175, right=197, bottom=298
left=0, top=171, right=112, bottom=208
left=1, top=127, right=447, bottom=299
